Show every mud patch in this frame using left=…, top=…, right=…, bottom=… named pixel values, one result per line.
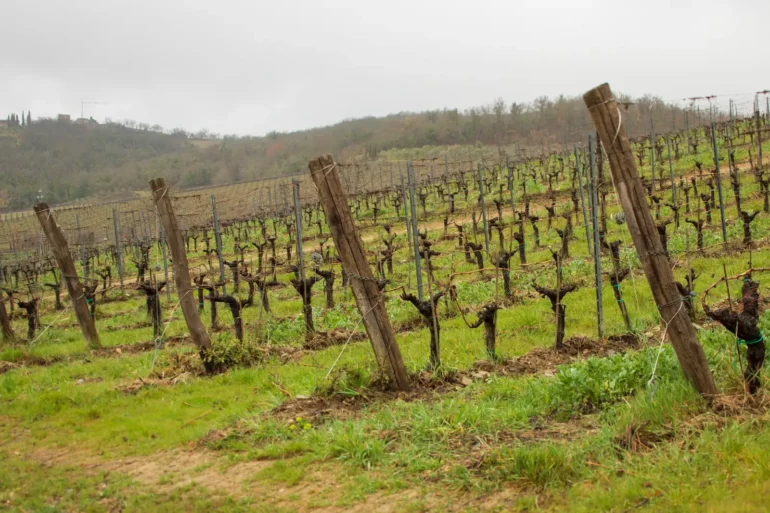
left=448, top=415, right=599, bottom=470
left=92, top=335, right=190, bottom=358
left=618, top=391, right=770, bottom=453
left=480, top=334, right=641, bottom=377
left=394, top=316, right=425, bottom=334
left=262, top=370, right=473, bottom=427
left=201, top=371, right=478, bottom=445
left=115, top=375, right=194, bottom=395
left=0, top=361, right=22, bottom=374
left=99, top=293, right=136, bottom=304
left=103, top=321, right=152, bottom=332
left=25, top=445, right=487, bottom=511
left=73, top=376, right=104, bottom=385
left=0, top=353, right=64, bottom=368
left=301, top=328, right=367, bottom=351
left=31, top=447, right=269, bottom=498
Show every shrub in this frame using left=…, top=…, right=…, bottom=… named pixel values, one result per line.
left=202, top=333, right=264, bottom=371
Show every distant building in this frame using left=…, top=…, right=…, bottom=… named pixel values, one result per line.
left=74, top=117, right=99, bottom=126
left=57, top=114, right=71, bottom=122
left=0, top=119, right=7, bottom=128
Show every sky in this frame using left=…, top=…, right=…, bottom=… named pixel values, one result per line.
left=2, top=0, right=768, bottom=137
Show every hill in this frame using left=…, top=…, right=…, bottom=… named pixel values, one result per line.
left=0, top=120, right=187, bottom=209
left=0, top=92, right=685, bottom=210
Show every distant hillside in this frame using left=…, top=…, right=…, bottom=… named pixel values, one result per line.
left=0, top=120, right=187, bottom=210
left=0, top=93, right=686, bottom=211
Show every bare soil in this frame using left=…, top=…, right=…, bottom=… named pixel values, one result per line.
left=488, top=334, right=642, bottom=376
left=266, top=370, right=473, bottom=426
left=21, top=445, right=453, bottom=512
left=301, top=328, right=367, bottom=351
left=93, top=334, right=190, bottom=358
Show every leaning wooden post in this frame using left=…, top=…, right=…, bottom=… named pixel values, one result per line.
left=34, top=202, right=100, bottom=349
left=584, top=83, right=717, bottom=397
left=309, top=155, right=410, bottom=391
left=150, top=178, right=215, bottom=371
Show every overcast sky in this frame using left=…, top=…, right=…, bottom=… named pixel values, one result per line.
left=2, top=0, right=768, bottom=136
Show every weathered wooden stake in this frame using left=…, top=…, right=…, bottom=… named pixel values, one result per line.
left=150, top=179, right=214, bottom=372
left=34, top=202, right=100, bottom=349
left=309, top=155, right=410, bottom=391
left=0, top=300, right=16, bottom=343
left=584, top=83, right=717, bottom=397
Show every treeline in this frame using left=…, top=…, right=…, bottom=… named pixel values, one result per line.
left=0, top=92, right=699, bottom=210
left=5, top=111, right=32, bottom=128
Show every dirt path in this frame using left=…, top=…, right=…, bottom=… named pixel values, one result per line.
left=20, top=446, right=462, bottom=512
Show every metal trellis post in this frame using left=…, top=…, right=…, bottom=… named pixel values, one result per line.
left=588, top=135, right=604, bottom=339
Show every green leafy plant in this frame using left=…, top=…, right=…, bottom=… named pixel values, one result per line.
left=201, top=333, right=264, bottom=371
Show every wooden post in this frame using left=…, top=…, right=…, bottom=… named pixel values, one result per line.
left=0, top=300, right=16, bottom=343
left=583, top=83, right=717, bottom=397
left=150, top=178, right=214, bottom=370
left=309, top=155, right=410, bottom=391
left=34, top=202, right=100, bottom=349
